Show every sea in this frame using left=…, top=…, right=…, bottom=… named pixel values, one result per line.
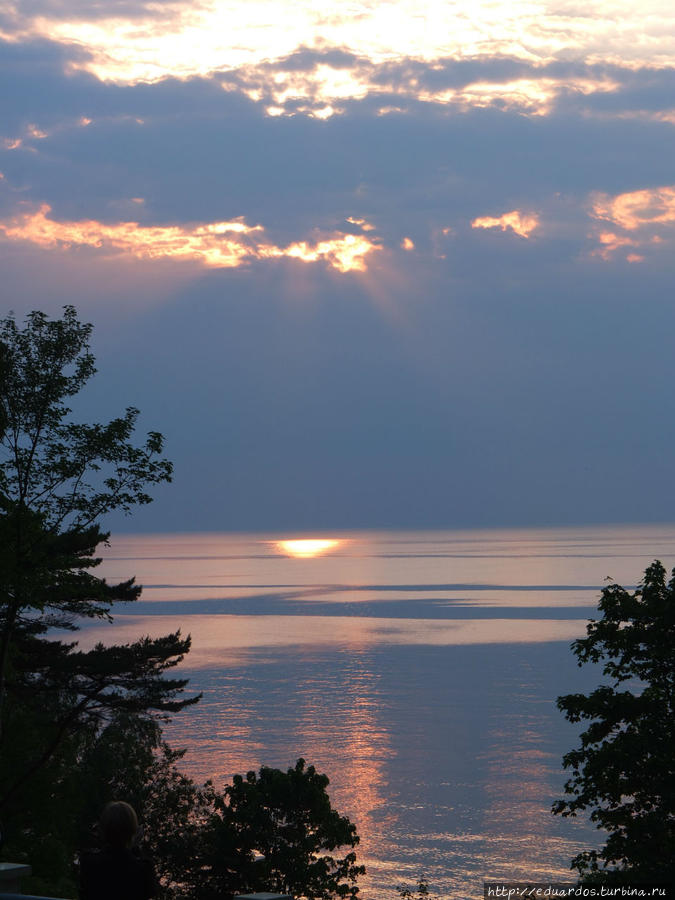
left=75, top=524, right=675, bottom=899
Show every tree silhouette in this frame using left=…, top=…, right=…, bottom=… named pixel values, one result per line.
left=0, top=306, right=197, bottom=813
left=553, top=560, right=675, bottom=882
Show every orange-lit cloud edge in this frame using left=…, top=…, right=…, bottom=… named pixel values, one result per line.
left=0, top=204, right=381, bottom=274
left=471, top=210, right=540, bottom=239
left=589, top=185, right=675, bottom=262
left=223, top=69, right=623, bottom=119
left=3, top=185, right=675, bottom=270
left=468, top=185, right=675, bottom=260
left=2, top=0, right=675, bottom=118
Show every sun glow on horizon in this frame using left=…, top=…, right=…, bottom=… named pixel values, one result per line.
left=275, top=539, right=342, bottom=558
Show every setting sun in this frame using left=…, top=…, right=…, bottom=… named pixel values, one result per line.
left=274, top=538, right=342, bottom=558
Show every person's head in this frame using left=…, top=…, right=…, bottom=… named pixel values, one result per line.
left=99, top=801, right=138, bottom=849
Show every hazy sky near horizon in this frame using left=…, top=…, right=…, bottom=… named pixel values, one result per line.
left=2, top=0, right=675, bottom=533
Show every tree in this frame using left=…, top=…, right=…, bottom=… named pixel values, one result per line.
left=0, top=306, right=198, bottom=817
left=0, top=705, right=207, bottom=899
left=0, top=307, right=173, bottom=712
left=198, top=759, right=365, bottom=899
left=552, top=560, right=675, bottom=882
left=74, top=712, right=208, bottom=900
left=76, top=742, right=365, bottom=900
left=396, top=878, right=433, bottom=899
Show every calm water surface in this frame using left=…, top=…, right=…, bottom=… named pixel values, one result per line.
left=79, top=525, right=675, bottom=899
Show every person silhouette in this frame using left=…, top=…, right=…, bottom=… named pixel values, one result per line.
left=79, top=801, right=157, bottom=900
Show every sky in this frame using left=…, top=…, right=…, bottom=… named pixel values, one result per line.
left=2, top=0, right=675, bottom=534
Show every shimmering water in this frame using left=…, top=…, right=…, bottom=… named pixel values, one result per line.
left=78, top=524, right=675, bottom=899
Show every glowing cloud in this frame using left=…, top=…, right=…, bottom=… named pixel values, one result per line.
left=0, top=0, right=668, bottom=116
left=266, top=235, right=378, bottom=273
left=591, top=231, right=641, bottom=261
left=346, top=217, right=375, bottom=232
left=590, top=185, right=675, bottom=260
left=472, top=210, right=540, bottom=239
left=415, top=74, right=620, bottom=117
left=0, top=205, right=380, bottom=273
left=26, top=124, right=48, bottom=139
left=211, top=63, right=620, bottom=118
left=592, top=186, right=675, bottom=231
left=7, top=0, right=675, bottom=82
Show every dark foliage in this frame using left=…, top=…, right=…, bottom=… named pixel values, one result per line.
left=0, top=307, right=197, bottom=887
left=553, top=560, right=675, bottom=882
left=0, top=307, right=172, bottom=531
left=396, top=878, right=432, bottom=898
left=197, top=758, right=364, bottom=900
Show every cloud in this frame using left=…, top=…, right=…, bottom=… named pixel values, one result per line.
left=3, top=33, right=675, bottom=145
left=592, top=185, right=675, bottom=230
left=2, top=1, right=675, bottom=122
left=1, top=0, right=189, bottom=22
left=217, top=53, right=625, bottom=118
left=471, top=210, right=540, bottom=238
left=0, top=203, right=381, bottom=272
left=1, top=29, right=674, bottom=283
left=5, top=0, right=675, bottom=82
left=589, top=185, right=675, bottom=260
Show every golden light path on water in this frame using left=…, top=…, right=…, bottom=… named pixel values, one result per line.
left=87, top=613, right=588, bottom=660
left=77, top=613, right=591, bottom=896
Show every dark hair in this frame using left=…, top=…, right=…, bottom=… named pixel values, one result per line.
left=99, top=801, right=138, bottom=849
